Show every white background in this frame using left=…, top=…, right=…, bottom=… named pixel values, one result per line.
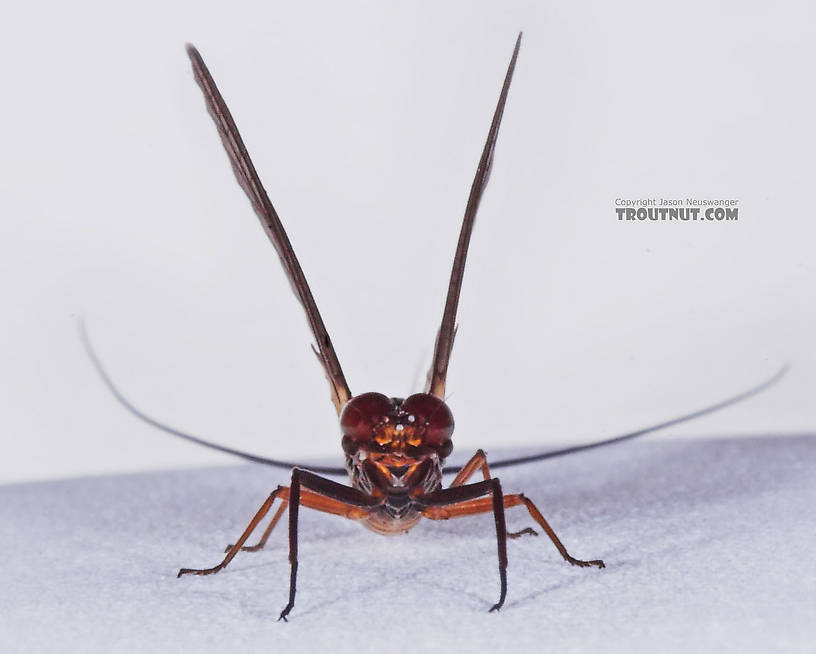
left=2, top=0, right=814, bottom=484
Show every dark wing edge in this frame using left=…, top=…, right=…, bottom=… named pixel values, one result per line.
left=80, top=320, right=347, bottom=476
left=445, top=365, right=789, bottom=473
left=426, top=33, right=522, bottom=399
left=185, top=44, right=351, bottom=414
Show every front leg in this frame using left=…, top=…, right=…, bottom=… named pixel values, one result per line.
left=178, top=472, right=380, bottom=623
left=277, top=468, right=383, bottom=621
left=418, top=478, right=509, bottom=612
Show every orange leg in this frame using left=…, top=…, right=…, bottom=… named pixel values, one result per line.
left=451, top=450, right=537, bottom=539
left=224, top=500, right=288, bottom=553
left=422, top=492, right=604, bottom=568
left=178, top=485, right=371, bottom=578
left=450, top=449, right=492, bottom=486
left=178, top=489, right=282, bottom=578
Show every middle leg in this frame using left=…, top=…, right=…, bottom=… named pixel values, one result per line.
left=423, top=492, right=604, bottom=568
left=450, top=450, right=537, bottom=539
left=224, top=500, right=288, bottom=553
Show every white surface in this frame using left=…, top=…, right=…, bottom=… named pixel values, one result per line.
left=2, top=435, right=814, bottom=653
left=2, top=1, right=815, bottom=483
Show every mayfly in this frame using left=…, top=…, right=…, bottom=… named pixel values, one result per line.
left=85, top=34, right=786, bottom=620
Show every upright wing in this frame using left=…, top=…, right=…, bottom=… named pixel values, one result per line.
left=426, top=33, right=522, bottom=398
left=186, top=45, right=351, bottom=414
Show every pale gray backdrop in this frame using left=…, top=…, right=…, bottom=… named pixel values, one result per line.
left=2, top=0, right=814, bottom=483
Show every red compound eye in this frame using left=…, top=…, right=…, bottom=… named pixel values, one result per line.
left=402, top=393, right=454, bottom=448
left=340, top=392, right=393, bottom=442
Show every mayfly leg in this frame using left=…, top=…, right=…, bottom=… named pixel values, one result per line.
left=277, top=469, right=381, bottom=621
left=451, top=450, right=537, bottom=539
left=450, top=449, right=493, bottom=486
left=422, top=490, right=605, bottom=569
left=178, top=488, right=285, bottom=577
left=178, top=473, right=379, bottom=621
left=224, top=500, right=289, bottom=553
left=508, top=494, right=604, bottom=568
left=418, top=479, right=509, bottom=612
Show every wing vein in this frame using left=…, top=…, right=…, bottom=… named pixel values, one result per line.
left=427, top=33, right=522, bottom=398
left=186, top=44, right=351, bottom=413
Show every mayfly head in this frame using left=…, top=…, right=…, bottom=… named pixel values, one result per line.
left=339, top=392, right=454, bottom=460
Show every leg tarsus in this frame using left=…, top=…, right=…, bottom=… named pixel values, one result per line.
left=278, top=597, right=295, bottom=621
left=178, top=563, right=225, bottom=577
left=177, top=489, right=281, bottom=579
left=514, top=493, right=605, bottom=570
left=490, top=478, right=508, bottom=612
left=507, top=527, right=537, bottom=539
left=489, top=549, right=507, bottom=613
left=278, top=588, right=295, bottom=622
left=565, top=554, right=605, bottom=568
left=224, top=542, right=263, bottom=553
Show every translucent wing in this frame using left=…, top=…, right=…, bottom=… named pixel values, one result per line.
left=426, top=33, right=522, bottom=398
left=186, top=45, right=351, bottom=414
